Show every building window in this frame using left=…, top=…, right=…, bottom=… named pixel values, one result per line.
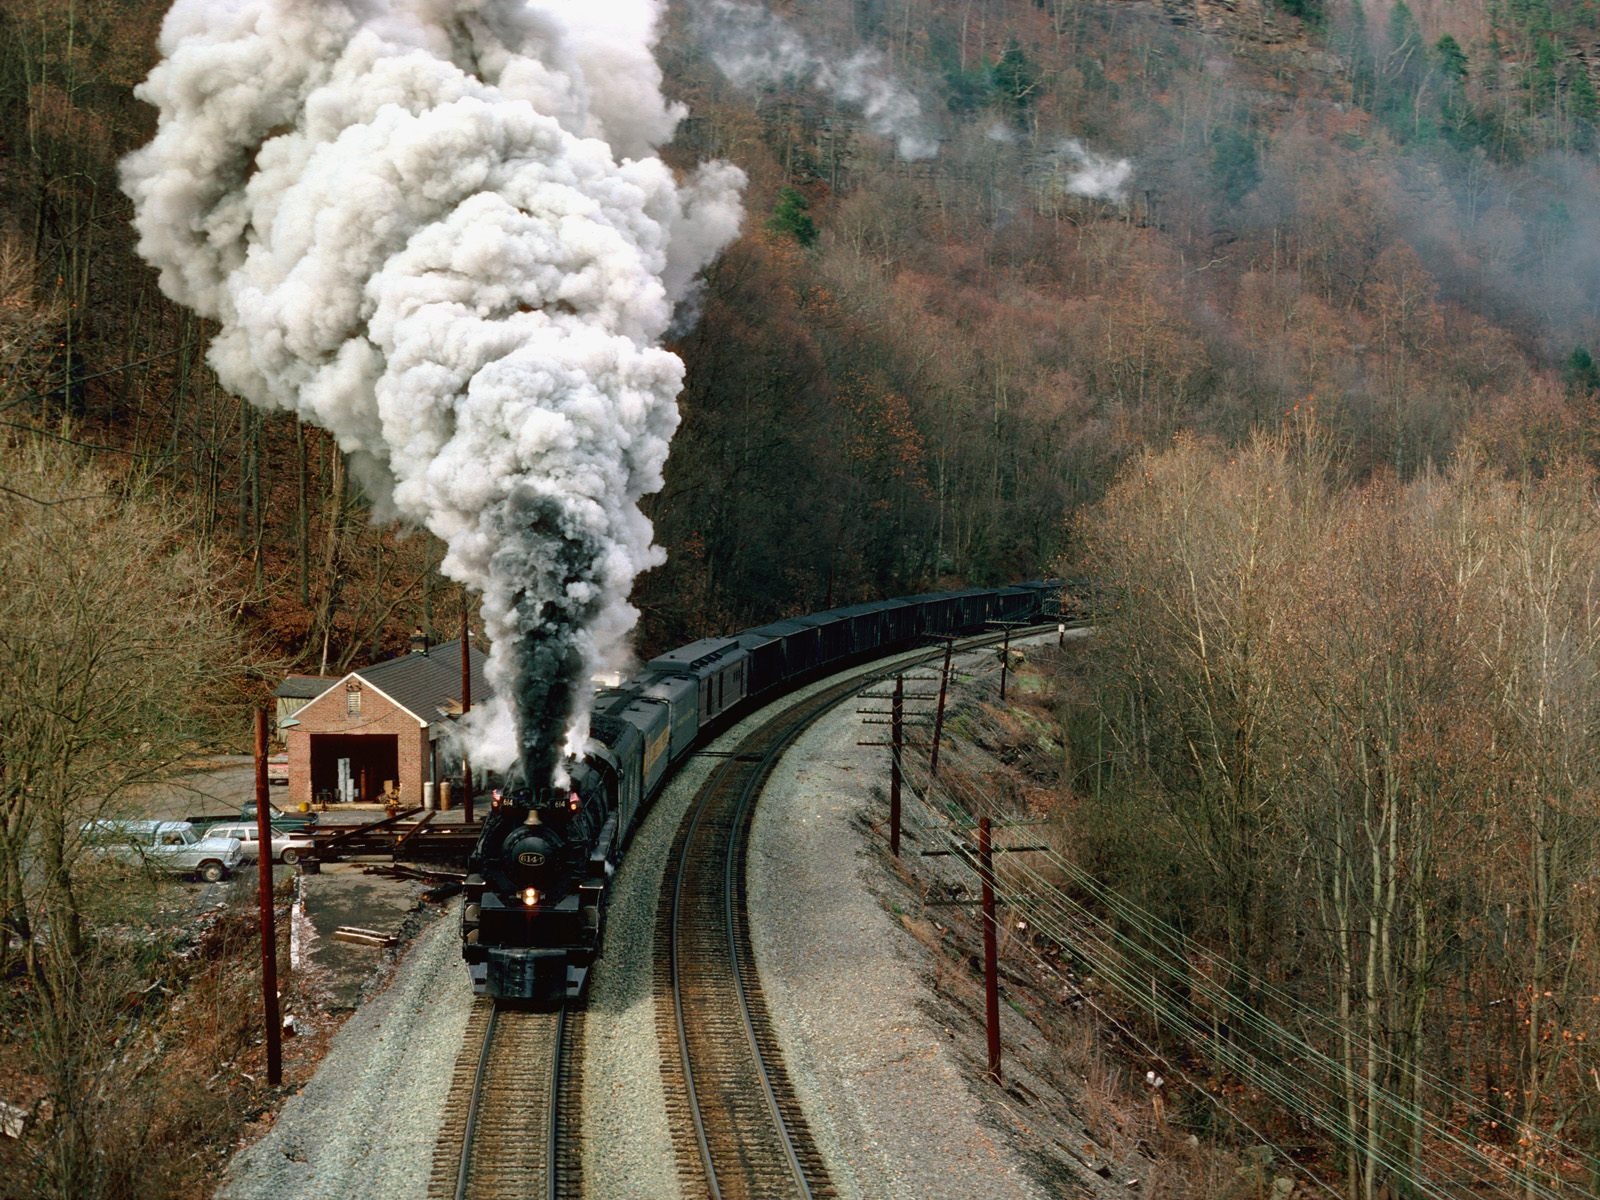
left=346, top=686, right=361, bottom=716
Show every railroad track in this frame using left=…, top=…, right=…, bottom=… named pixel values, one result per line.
left=655, top=628, right=1050, bottom=1200
left=428, top=997, right=584, bottom=1200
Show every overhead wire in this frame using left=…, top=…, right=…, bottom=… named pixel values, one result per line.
left=942, top=652, right=1600, bottom=1181
left=909, top=782, right=1564, bottom=1198
left=911, top=795, right=1487, bottom=1199
left=885, top=653, right=1589, bottom=1198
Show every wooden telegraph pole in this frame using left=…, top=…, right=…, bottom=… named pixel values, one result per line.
left=930, top=636, right=953, bottom=776
left=253, top=707, right=282, bottom=1086
left=1000, top=624, right=1012, bottom=702
left=978, top=816, right=1001, bottom=1085
left=889, top=675, right=904, bottom=858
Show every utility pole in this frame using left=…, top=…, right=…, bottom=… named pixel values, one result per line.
left=857, top=674, right=934, bottom=854
left=461, top=604, right=473, bottom=824
left=890, top=675, right=904, bottom=858
left=978, top=815, right=1000, bottom=1085
left=253, top=707, right=282, bottom=1086
left=1000, top=624, right=1012, bottom=702
left=930, top=636, right=953, bottom=776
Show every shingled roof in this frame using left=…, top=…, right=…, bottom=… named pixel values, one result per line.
left=350, top=637, right=492, bottom=727
left=273, top=673, right=336, bottom=700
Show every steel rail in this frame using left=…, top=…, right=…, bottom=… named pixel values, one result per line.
left=454, top=1003, right=501, bottom=1200
left=665, top=623, right=1058, bottom=1198
left=724, top=700, right=830, bottom=1196
left=669, top=792, right=723, bottom=1200
left=546, top=1005, right=566, bottom=1200
left=441, top=1002, right=568, bottom=1200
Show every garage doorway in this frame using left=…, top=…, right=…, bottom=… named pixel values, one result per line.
left=309, top=734, right=399, bottom=803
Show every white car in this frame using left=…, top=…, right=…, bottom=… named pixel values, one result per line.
left=206, top=822, right=314, bottom=866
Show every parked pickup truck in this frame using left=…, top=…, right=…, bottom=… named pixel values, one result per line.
left=189, top=802, right=318, bottom=834
left=205, top=822, right=314, bottom=866
left=82, top=820, right=244, bottom=883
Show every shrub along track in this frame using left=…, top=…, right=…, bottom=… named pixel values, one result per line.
left=427, top=998, right=584, bottom=1200
left=654, top=630, right=1042, bottom=1200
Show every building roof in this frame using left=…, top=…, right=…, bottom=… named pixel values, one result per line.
left=274, top=674, right=337, bottom=700
left=351, top=637, right=491, bottom=727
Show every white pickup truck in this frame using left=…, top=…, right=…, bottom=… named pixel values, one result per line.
left=82, top=820, right=244, bottom=883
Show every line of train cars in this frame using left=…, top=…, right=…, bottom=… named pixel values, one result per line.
left=462, top=580, right=1062, bottom=1003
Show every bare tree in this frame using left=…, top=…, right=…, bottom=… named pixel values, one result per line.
left=0, top=431, right=249, bottom=1197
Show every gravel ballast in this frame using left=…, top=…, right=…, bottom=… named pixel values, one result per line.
left=747, top=640, right=1105, bottom=1200
left=218, top=905, right=471, bottom=1200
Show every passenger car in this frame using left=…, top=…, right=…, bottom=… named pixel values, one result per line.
left=205, top=822, right=313, bottom=866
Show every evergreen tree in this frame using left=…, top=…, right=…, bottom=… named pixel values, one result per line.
left=1563, top=347, right=1600, bottom=395
left=1434, top=35, right=1468, bottom=83
left=991, top=39, right=1039, bottom=118
left=1271, top=0, right=1324, bottom=24
left=768, top=187, right=818, bottom=247
left=1344, top=1, right=1377, bottom=110
left=1211, top=126, right=1261, bottom=204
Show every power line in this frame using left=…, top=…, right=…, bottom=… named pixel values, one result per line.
left=894, top=762, right=1593, bottom=1199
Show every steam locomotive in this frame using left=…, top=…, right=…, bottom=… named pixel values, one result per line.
left=461, top=582, right=1060, bottom=1003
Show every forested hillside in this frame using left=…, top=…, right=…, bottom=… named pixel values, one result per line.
left=8, top=2, right=1600, bottom=1195
left=3, top=0, right=1600, bottom=655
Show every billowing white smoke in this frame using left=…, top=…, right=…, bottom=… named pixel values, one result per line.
left=697, top=0, right=938, bottom=161
left=122, top=0, right=744, bottom=787
left=1055, top=137, right=1134, bottom=203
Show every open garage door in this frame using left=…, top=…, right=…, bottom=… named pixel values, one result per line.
left=309, top=733, right=399, bottom=803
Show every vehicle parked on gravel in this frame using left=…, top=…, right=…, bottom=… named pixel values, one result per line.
left=82, top=820, right=244, bottom=883
left=206, top=822, right=313, bottom=866
left=188, top=801, right=318, bottom=833
left=240, top=800, right=317, bottom=831
left=267, top=754, right=289, bottom=786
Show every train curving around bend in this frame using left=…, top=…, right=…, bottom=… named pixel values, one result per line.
left=462, top=582, right=1061, bottom=1004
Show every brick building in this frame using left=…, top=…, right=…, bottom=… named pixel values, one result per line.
left=282, top=638, right=489, bottom=809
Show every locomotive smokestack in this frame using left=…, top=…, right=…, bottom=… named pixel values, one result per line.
left=121, top=0, right=745, bottom=789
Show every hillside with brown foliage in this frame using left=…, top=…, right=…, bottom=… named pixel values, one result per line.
left=4, top=0, right=1600, bottom=667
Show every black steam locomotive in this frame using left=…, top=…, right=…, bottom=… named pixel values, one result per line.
left=461, top=582, right=1059, bottom=1003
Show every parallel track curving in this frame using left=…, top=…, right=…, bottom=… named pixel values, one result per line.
left=656, top=629, right=1047, bottom=1200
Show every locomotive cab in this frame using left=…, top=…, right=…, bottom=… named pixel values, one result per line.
left=462, top=758, right=616, bottom=1004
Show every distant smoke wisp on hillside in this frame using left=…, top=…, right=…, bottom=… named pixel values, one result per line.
left=1055, top=138, right=1134, bottom=202
left=985, top=122, right=1134, bottom=204
left=696, top=0, right=938, bottom=160
left=121, top=0, right=744, bottom=789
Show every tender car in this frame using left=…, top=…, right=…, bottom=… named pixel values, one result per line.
left=206, top=822, right=313, bottom=866
left=81, top=820, right=244, bottom=883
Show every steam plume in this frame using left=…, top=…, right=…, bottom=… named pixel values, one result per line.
left=1054, top=138, right=1134, bottom=203
left=122, top=0, right=745, bottom=788
left=695, top=0, right=938, bottom=161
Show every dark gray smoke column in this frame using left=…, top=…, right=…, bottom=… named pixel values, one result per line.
left=121, top=0, right=745, bottom=786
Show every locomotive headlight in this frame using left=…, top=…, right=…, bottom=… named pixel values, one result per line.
left=521, top=887, right=540, bottom=907
left=567, top=791, right=581, bottom=813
